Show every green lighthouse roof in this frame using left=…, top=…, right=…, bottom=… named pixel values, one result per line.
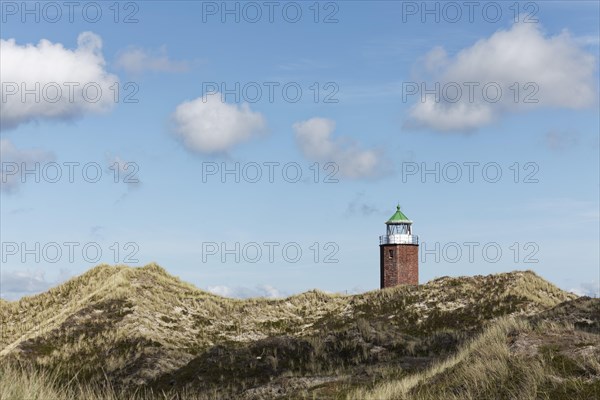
left=386, top=204, right=412, bottom=224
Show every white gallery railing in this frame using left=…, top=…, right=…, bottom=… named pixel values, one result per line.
left=379, top=234, right=419, bottom=245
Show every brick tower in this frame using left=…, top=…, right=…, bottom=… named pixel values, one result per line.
left=379, top=205, right=419, bottom=288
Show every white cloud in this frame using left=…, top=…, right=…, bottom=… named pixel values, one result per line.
left=293, top=117, right=385, bottom=179
left=0, top=269, right=71, bottom=301
left=409, top=101, right=495, bottom=132
left=171, top=92, right=267, bottom=154
left=406, top=22, right=597, bottom=132
left=570, top=281, right=599, bottom=298
left=206, top=284, right=285, bottom=299
left=115, top=46, right=189, bottom=74
left=573, top=34, right=600, bottom=47
left=0, top=32, right=119, bottom=130
left=0, top=139, right=55, bottom=193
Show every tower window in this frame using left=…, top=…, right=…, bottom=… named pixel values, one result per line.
left=388, top=249, right=393, bottom=259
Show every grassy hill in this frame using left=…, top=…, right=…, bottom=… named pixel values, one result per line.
left=1, top=263, right=597, bottom=399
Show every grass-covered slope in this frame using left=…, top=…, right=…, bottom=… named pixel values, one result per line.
left=350, top=299, right=600, bottom=400
left=0, top=264, right=589, bottom=399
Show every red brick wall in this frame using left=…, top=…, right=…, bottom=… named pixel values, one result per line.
left=380, top=244, right=419, bottom=288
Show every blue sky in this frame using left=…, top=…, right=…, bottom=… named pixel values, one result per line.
left=1, top=1, right=598, bottom=300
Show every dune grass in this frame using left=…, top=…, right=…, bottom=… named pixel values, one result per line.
left=3, top=316, right=598, bottom=400
left=0, top=264, right=587, bottom=399
left=348, top=316, right=600, bottom=400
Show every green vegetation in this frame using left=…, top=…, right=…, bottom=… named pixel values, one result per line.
left=349, top=314, right=600, bottom=400
left=1, top=264, right=597, bottom=399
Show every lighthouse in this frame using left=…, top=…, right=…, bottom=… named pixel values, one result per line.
left=379, top=205, right=419, bottom=288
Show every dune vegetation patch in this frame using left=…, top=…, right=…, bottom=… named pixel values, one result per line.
left=1, top=264, right=594, bottom=400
